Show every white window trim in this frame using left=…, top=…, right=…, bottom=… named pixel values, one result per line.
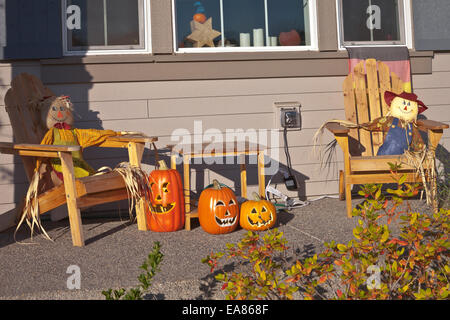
left=62, top=0, right=152, bottom=56
left=172, top=0, right=318, bottom=53
left=336, top=0, right=413, bottom=51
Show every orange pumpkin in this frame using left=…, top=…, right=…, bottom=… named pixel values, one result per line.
left=145, top=160, right=185, bottom=232
left=240, top=192, right=276, bottom=231
left=193, top=13, right=207, bottom=23
left=198, top=179, right=239, bottom=234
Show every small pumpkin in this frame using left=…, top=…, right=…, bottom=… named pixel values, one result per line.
left=193, top=13, right=207, bottom=23
left=240, top=192, right=276, bottom=231
left=198, top=179, right=239, bottom=234
left=145, top=160, right=185, bottom=232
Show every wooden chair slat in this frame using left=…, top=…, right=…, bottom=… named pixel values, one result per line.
left=377, top=61, right=392, bottom=116
left=342, top=74, right=359, bottom=143
left=353, top=62, right=373, bottom=156
left=366, top=59, right=384, bottom=155
left=391, top=72, right=404, bottom=94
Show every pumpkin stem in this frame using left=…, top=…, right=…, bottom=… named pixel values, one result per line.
left=252, top=192, right=262, bottom=201
left=158, top=160, right=169, bottom=170
left=212, top=179, right=221, bottom=190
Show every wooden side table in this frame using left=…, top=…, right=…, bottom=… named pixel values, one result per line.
left=167, top=142, right=266, bottom=230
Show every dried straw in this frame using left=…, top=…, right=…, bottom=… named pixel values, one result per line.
left=312, top=119, right=360, bottom=176
left=401, top=148, right=436, bottom=206
left=112, top=162, right=155, bottom=221
left=14, top=171, right=53, bottom=243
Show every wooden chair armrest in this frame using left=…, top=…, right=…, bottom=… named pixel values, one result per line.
left=106, top=134, right=158, bottom=143
left=416, top=120, right=449, bottom=131
left=325, top=122, right=350, bottom=134
left=99, top=135, right=158, bottom=148
left=0, top=142, right=79, bottom=154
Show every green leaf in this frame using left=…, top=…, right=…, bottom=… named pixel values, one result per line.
left=398, top=174, right=407, bottom=186
left=380, top=228, right=389, bottom=243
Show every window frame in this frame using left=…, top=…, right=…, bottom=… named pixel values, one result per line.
left=336, top=0, right=413, bottom=49
left=171, top=0, right=319, bottom=53
left=62, top=0, right=152, bottom=56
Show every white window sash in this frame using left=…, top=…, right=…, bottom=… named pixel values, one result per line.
left=62, top=0, right=152, bottom=56
left=173, top=0, right=318, bottom=53
left=336, top=0, right=413, bottom=50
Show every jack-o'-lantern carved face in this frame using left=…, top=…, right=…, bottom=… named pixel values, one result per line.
left=212, top=197, right=238, bottom=227
left=240, top=193, right=276, bottom=231
left=40, top=96, right=74, bottom=130
left=150, top=181, right=176, bottom=215
left=198, top=180, right=239, bottom=235
left=145, top=160, right=185, bottom=232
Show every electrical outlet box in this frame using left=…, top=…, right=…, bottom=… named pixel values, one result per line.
left=281, top=108, right=301, bottom=128
left=274, top=101, right=301, bottom=130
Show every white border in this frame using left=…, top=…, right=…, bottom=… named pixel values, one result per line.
left=62, top=0, right=152, bottom=56
left=172, top=0, right=318, bottom=53
left=336, top=0, right=413, bottom=51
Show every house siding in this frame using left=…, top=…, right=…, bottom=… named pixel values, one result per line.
left=0, top=53, right=449, bottom=231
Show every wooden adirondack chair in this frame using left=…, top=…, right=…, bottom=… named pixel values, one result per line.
left=326, top=59, right=449, bottom=217
left=0, top=73, right=158, bottom=246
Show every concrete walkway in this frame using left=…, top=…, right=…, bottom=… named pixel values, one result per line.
left=0, top=198, right=431, bottom=300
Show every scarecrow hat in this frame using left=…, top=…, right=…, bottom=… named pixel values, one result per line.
left=384, top=91, right=428, bottom=114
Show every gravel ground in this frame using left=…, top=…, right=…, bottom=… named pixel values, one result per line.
left=0, top=197, right=432, bottom=300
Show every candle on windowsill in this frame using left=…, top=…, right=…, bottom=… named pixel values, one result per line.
left=239, top=33, right=251, bottom=47
left=270, top=36, right=278, bottom=46
left=253, top=28, right=264, bottom=47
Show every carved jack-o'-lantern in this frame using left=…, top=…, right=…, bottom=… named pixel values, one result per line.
left=145, top=160, right=185, bottom=232
left=240, top=192, right=276, bottom=231
left=198, top=179, right=239, bottom=234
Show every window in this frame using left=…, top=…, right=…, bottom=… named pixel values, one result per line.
left=337, top=0, right=407, bottom=47
left=63, top=0, right=150, bottom=55
left=172, top=0, right=317, bottom=52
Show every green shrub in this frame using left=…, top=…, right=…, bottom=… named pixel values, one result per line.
left=203, top=173, right=449, bottom=300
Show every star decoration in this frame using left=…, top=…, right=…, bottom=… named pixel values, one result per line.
left=187, top=17, right=221, bottom=48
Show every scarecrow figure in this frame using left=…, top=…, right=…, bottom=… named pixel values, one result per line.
left=36, top=95, right=122, bottom=184
left=361, top=91, right=428, bottom=155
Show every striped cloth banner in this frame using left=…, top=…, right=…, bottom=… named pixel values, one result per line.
left=346, top=46, right=412, bottom=93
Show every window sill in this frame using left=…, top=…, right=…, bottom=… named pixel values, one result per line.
left=39, top=50, right=434, bottom=84
left=40, top=49, right=433, bottom=65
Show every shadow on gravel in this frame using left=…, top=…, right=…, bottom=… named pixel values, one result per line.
left=0, top=217, right=133, bottom=248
